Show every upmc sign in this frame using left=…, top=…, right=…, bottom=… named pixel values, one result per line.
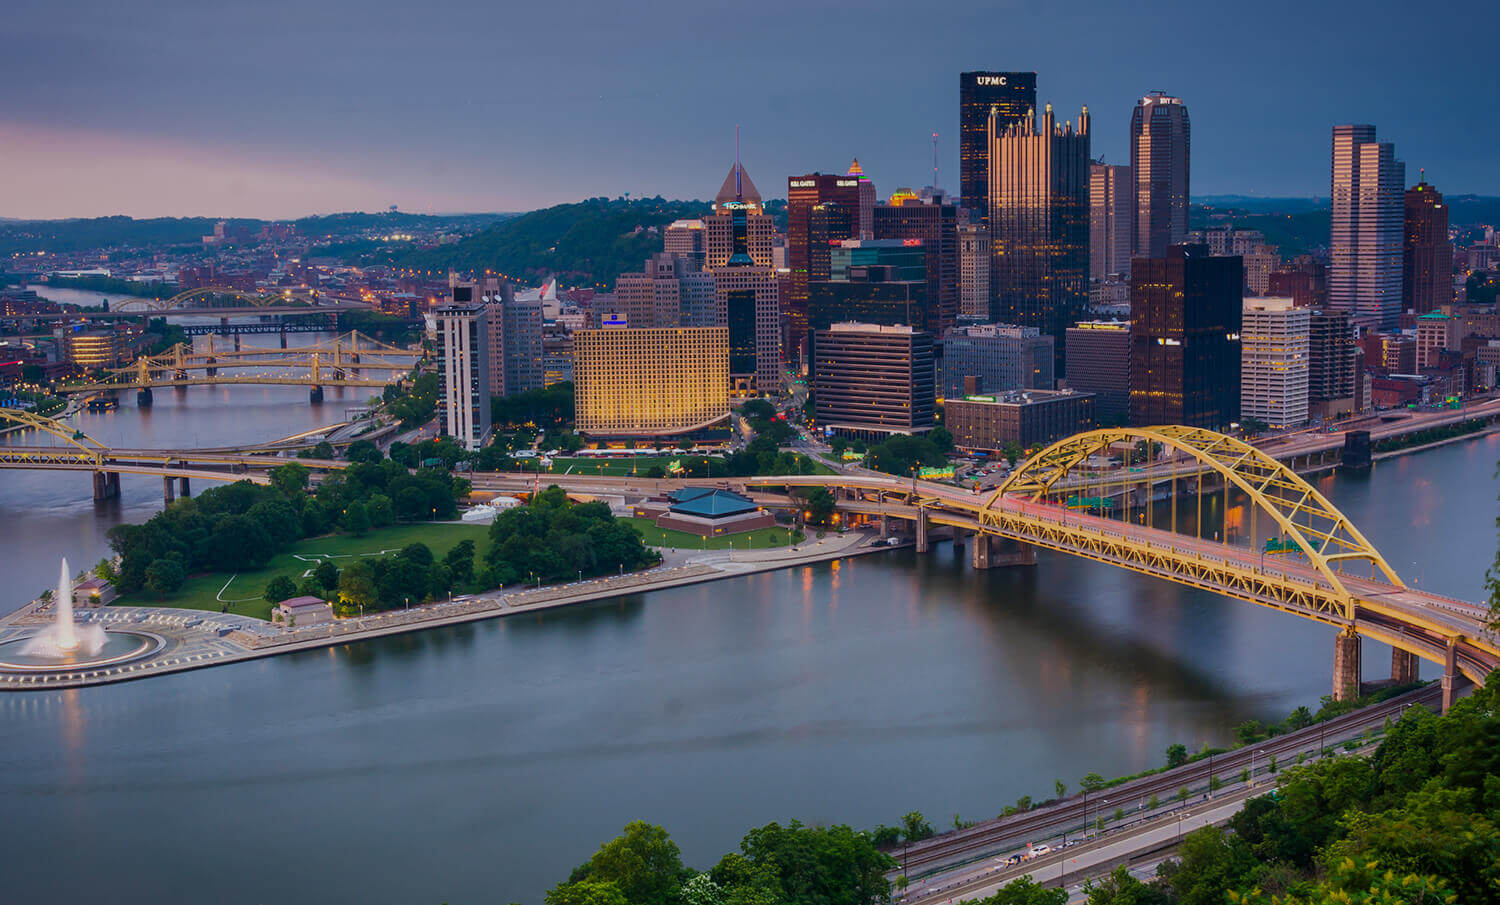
left=975, top=75, right=1007, bottom=86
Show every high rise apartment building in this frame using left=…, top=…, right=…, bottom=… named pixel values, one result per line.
left=573, top=327, right=729, bottom=437
left=1241, top=297, right=1309, bottom=429
left=1089, top=161, right=1132, bottom=280
left=959, top=71, right=1037, bottom=221
left=449, top=275, right=541, bottom=398
left=1129, top=244, right=1241, bottom=428
left=664, top=219, right=707, bottom=270
left=1330, top=125, right=1405, bottom=329
left=958, top=223, right=991, bottom=319
left=1403, top=177, right=1453, bottom=315
left=874, top=194, right=960, bottom=335
left=431, top=303, right=491, bottom=450
left=988, top=102, right=1091, bottom=376
left=1308, top=309, right=1360, bottom=417
left=1130, top=92, right=1190, bottom=258
left=939, top=323, right=1053, bottom=399
left=813, top=323, right=935, bottom=439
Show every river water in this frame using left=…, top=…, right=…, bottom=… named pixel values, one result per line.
left=2, top=290, right=1495, bottom=904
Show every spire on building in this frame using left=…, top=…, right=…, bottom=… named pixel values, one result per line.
left=714, top=163, right=762, bottom=210
left=845, top=158, right=867, bottom=180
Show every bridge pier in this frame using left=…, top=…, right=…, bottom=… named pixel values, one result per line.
left=178, top=476, right=191, bottom=498
left=971, top=532, right=992, bottom=569
left=163, top=475, right=176, bottom=504
left=136, top=387, right=153, bottom=407
left=1441, top=640, right=1460, bottom=714
left=309, top=385, right=324, bottom=404
left=233, top=333, right=242, bottom=352
left=1332, top=628, right=1362, bottom=702
left=280, top=328, right=289, bottom=349
left=92, top=471, right=120, bottom=502
left=915, top=508, right=929, bottom=553
left=1391, top=648, right=1421, bottom=685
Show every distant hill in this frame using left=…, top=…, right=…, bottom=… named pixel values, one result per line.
left=1195, top=195, right=1329, bottom=214
left=388, top=197, right=714, bottom=288
left=0, top=211, right=508, bottom=259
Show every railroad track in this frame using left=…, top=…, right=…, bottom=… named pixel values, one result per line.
left=891, top=683, right=1442, bottom=878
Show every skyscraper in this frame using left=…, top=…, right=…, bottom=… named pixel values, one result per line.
left=813, top=323, right=935, bottom=439
left=1089, top=161, right=1132, bottom=280
left=1241, top=297, right=1309, bottom=429
left=1130, top=92, right=1190, bottom=259
left=707, top=156, right=782, bottom=393
left=988, top=102, right=1091, bottom=376
left=807, top=240, right=931, bottom=381
left=1308, top=309, right=1360, bottom=418
left=959, top=71, right=1037, bottom=221
left=787, top=173, right=862, bottom=352
left=1129, top=244, right=1241, bottom=428
left=846, top=158, right=877, bottom=239
left=1330, top=125, right=1405, bottom=329
left=958, top=223, right=990, bottom=319
left=939, top=323, right=1053, bottom=399
left=873, top=193, right=959, bottom=334
left=573, top=326, right=730, bottom=437
left=1403, top=175, right=1453, bottom=315
left=432, top=301, right=492, bottom=450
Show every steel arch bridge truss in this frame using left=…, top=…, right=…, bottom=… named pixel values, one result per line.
left=979, top=426, right=1405, bottom=622
left=113, top=286, right=311, bottom=312
left=0, top=408, right=108, bottom=468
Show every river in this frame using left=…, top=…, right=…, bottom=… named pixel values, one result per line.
left=1, top=289, right=1495, bottom=903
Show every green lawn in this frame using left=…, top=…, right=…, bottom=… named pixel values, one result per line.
left=112, top=523, right=491, bottom=621
left=621, top=517, right=803, bottom=550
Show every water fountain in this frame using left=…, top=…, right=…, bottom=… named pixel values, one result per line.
left=0, top=558, right=161, bottom=673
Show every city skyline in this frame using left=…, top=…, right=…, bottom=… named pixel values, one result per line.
left=3, top=0, right=1495, bottom=220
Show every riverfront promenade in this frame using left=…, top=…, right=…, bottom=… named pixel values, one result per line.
left=0, top=528, right=893, bottom=690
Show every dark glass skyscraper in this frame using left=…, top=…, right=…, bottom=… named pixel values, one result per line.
left=959, top=71, right=1036, bottom=221
left=1403, top=176, right=1453, bottom=315
left=988, top=102, right=1090, bottom=377
left=1129, top=244, right=1242, bottom=428
left=787, top=173, right=861, bottom=353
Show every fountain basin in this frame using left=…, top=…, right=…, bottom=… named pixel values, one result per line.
left=0, top=630, right=164, bottom=672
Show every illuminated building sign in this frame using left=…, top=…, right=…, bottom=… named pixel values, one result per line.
left=790, top=180, right=816, bottom=188
left=835, top=179, right=858, bottom=187
left=975, top=75, right=1008, bottom=86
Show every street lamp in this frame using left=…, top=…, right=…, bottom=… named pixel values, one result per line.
left=1251, top=748, right=1266, bottom=786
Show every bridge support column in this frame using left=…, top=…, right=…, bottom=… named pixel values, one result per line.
left=136, top=387, right=153, bottom=407
left=280, top=328, right=288, bottom=350
left=309, top=385, right=324, bottom=403
left=879, top=514, right=889, bottom=539
left=915, top=508, right=929, bottom=553
left=178, top=476, right=191, bottom=498
left=1440, top=640, right=1460, bottom=714
left=1332, top=628, right=1362, bottom=702
left=233, top=333, right=242, bottom=352
left=92, top=471, right=120, bottom=502
left=1391, top=648, right=1420, bottom=685
left=163, top=476, right=176, bottom=505
left=971, top=532, right=993, bottom=570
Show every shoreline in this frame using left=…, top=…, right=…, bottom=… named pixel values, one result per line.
left=0, top=530, right=902, bottom=691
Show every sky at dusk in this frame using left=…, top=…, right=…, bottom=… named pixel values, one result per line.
left=3, top=0, right=1495, bottom=220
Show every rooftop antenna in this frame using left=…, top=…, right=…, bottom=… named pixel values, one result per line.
left=931, top=132, right=939, bottom=192
left=734, top=125, right=743, bottom=201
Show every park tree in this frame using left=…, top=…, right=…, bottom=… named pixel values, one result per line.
left=900, top=811, right=934, bottom=842
left=1055, top=779, right=1068, bottom=799
left=345, top=501, right=370, bottom=536
left=444, top=540, right=476, bottom=585
left=344, top=439, right=383, bottom=464
left=263, top=575, right=297, bottom=603
left=205, top=514, right=275, bottom=570
left=367, top=493, right=395, bottom=528
left=269, top=463, right=310, bottom=496
left=805, top=486, right=836, bottom=526
left=1166, top=743, right=1189, bottom=768
left=1080, top=772, right=1107, bottom=793
left=314, top=560, right=340, bottom=592
left=143, top=558, right=185, bottom=598
left=544, top=879, right=628, bottom=905
left=973, top=874, right=1067, bottom=904
left=337, top=560, right=379, bottom=610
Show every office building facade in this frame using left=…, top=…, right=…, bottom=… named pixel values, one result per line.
left=958, top=224, right=991, bottom=319
left=939, top=323, right=1053, bottom=399
left=1089, top=161, right=1132, bottom=280
left=787, top=173, right=862, bottom=351
left=1064, top=321, right=1132, bottom=424
left=1241, top=297, right=1310, bottom=428
left=664, top=219, right=707, bottom=270
left=706, top=160, right=781, bottom=393
left=813, top=323, right=934, bottom=438
left=1130, top=92, right=1190, bottom=258
left=574, top=327, right=730, bottom=437
left=432, top=303, right=492, bottom=450
left=1330, top=125, right=1405, bottom=329
left=988, top=102, right=1091, bottom=376
left=874, top=195, right=960, bottom=334
left=1404, top=177, right=1453, bottom=315
left=946, top=389, right=1095, bottom=453
left=1308, top=309, right=1360, bottom=417
left=705, top=163, right=775, bottom=269
left=959, top=71, right=1037, bottom=221
left=1129, top=244, right=1241, bottom=428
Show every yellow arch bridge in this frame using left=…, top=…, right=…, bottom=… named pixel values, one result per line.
left=64, top=331, right=422, bottom=401
left=480, top=426, right=1497, bottom=710
left=108, top=286, right=327, bottom=313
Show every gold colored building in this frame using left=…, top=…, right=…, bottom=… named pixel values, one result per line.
left=574, top=327, right=729, bottom=437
